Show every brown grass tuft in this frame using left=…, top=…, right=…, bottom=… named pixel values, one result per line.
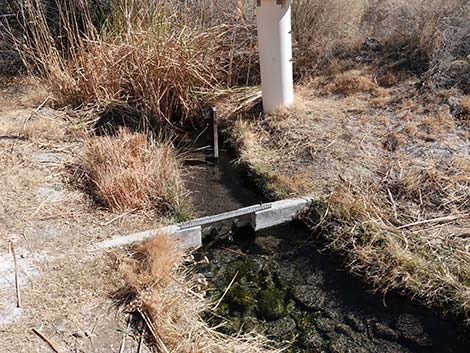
left=12, top=0, right=215, bottom=127
left=460, top=96, right=470, bottom=116
left=118, top=234, right=282, bottom=353
left=73, top=128, right=189, bottom=217
left=306, top=182, right=470, bottom=323
left=322, top=70, right=379, bottom=96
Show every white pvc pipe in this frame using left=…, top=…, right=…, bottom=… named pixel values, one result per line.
left=256, top=0, right=294, bottom=113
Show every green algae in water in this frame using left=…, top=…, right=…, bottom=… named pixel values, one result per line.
left=226, top=277, right=259, bottom=313
left=257, top=288, right=286, bottom=320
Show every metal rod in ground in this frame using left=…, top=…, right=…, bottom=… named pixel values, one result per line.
left=9, top=240, right=21, bottom=308
left=212, top=107, right=219, bottom=161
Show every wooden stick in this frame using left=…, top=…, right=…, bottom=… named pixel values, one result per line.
left=119, top=316, right=131, bottom=353
left=32, top=328, right=62, bottom=353
left=212, top=107, right=219, bottom=161
left=213, top=271, right=238, bottom=310
left=27, top=195, right=51, bottom=221
left=8, top=240, right=21, bottom=308
left=137, top=326, right=145, bottom=353
left=398, top=214, right=468, bottom=229
left=100, top=209, right=136, bottom=226
left=138, top=309, right=169, bottom=353
left=221, top=246, right=247, bottom=257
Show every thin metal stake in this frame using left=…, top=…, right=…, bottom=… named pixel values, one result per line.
left=212, top=107, right=219, bottom=161
left=9, top=240, right=21, bottom=308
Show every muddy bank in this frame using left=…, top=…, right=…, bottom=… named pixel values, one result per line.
left=194, top=223, right=469, bottom=353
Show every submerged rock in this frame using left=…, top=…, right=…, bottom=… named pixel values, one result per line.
left=345, top=314, right=366, bottom=333
left=328, top=334, right=355, bottom=353
left=292, top=284, right=327, bottom=311
left=396, top=314, right=432, bottom=347
left=196, top=227, right=469, bottom=353
left=257, top=288, right=286, bottom=320
left=265, top=317, right=296, bottom=337
left=255, top=236, right=281, bottom=254
left=373, top=322, right=399, bottom=341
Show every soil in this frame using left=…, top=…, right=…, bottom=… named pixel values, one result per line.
left=0, top=78, right=156, bottom=353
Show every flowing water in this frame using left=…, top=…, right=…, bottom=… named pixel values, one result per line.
left=183, top=134, right=469, bottom=353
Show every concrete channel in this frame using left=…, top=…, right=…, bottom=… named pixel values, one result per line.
left=93, top=197, right=313, bottom=251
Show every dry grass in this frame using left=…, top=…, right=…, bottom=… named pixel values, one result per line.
left=224, top=85, right=470, bottom=323
left=228, top=119, right=309, bottom=199
left=460, top=96, right=470, bottom=117
left=4, top=0, right=470, bottom=96
left=292, top=0, right=367, bottom=76
left=321, top=70, right=381, bottom=96
left=1, top=113, right=67, bottom=141
left=72, top=128, right=190, bottom=218
left=11, top=0, right=215, bottom=127
left=306, top=182, right=470, bottom=321
left=118, top=234, right=282, bottom=353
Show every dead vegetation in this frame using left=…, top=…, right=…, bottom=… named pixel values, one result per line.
left=320, top=70, right=383, bottom=96
left=226, top=83, right=470, bottom=323
left=9, top=0, right=216, bottom=127
left=70, top=128, right=190, bottom=218
left=2, top=0, right=470, bottom=348
left=118, top=234, right=282, bottom=353
left=306, top=183, right=470, bottom=322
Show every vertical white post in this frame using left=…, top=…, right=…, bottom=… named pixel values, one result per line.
left=256, top=0, right=294, bottom=113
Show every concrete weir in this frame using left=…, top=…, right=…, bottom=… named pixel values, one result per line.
left=93, top=197, right=313, bottom=251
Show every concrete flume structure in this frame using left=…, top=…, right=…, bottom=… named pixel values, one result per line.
left=92, top=197, right=313, bottom=251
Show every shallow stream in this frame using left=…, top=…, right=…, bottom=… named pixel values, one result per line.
left=184, top=134, right=469, bottom=353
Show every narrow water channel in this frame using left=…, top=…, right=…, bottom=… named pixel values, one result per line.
left=183, top=134, right=469, bottom=353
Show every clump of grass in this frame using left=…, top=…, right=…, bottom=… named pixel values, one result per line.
left=118, top=234, right=282, bottom=353
left=228, top=119, right=309, bottom=199
left=306, top=184, right=470, bottom=323
left=460, top=96, right=470, bottom=118
left=321, top=70, right=381, bottom=96
left=73, top=128, right=190, bottom=218
left=292, top=0, right=367, bottom=76
left=12, top=0, right=215, bottom=127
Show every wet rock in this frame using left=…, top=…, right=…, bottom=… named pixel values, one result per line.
left=322, top=305, right=342, bottom=320
left=305, top=270, right=325, bottom=286
left=345, top=314, right=365, bottom=333
left=315, top=318, right=336, bottom=337
left=276, top=262, right=304, bottom=287
left=254, top=236, right=281, bottom=254
left=372, top=322, right=399, bottom=341
left=395, top=314, right=432, bottom=346
left=265, top=317, right=296, bottom=337
left=226, top=278, right=258, bottom=313
left=292, top=284, right=327, bottom=311
left=247, top=255, right=266, bottom=273
left=301, top=327, right=325, bottom=352
left=292, top=310, right=317, bottom=330
left=328, top=335, right=355, bottom=353
left=335, top=323, right=355, bottom=338
left=257, top=288, right=286, bottom=320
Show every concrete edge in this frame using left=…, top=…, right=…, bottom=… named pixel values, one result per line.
left=91, top=225, right=201, bottom=252
left=251, top=197, right=314, bottom=231
left=90, top=196, right=314, bottom=252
